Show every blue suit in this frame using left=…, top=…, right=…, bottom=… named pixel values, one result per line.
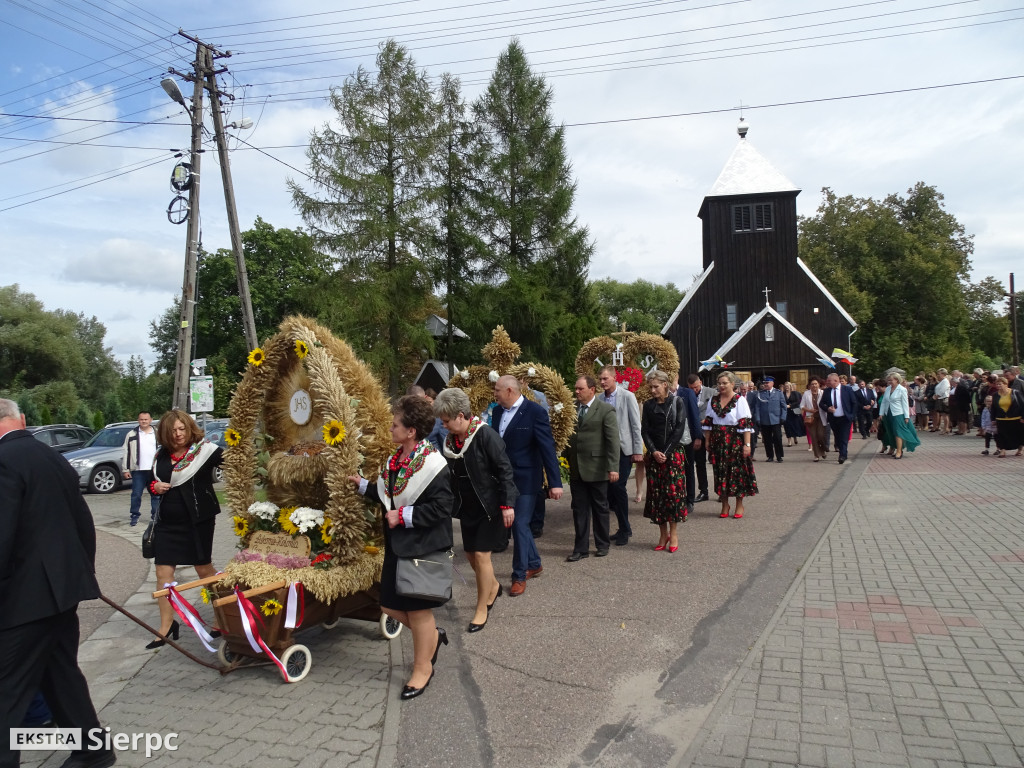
left=494, top=398, right=563, bottom=582
left=753, top=387, right=787, bottom=461
left=820, top=384, right=858, bottom=461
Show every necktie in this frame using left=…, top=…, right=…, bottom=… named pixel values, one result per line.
left=579, top=404, right=588, bottom=422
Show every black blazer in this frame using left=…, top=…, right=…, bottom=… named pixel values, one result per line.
left=443, top=425, right=518, bottom=520
left=992, top=390, right=1024, bottom=420
left=153, top=445, right=223, bottom=524
left=367, top=465, right=454, bottom=559
left=0, top=430, right=100, bottom=629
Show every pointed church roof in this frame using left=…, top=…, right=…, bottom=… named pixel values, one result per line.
left=706, top=123, right=799, bottom=198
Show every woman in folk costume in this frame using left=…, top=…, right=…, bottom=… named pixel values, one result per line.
left=702, top=371, right=758, bottom=519
left=433, top=388, right=518, bottom=633
left=350, top=396, right=453, bottom=700
left=147, top=409, right=223, bottom=648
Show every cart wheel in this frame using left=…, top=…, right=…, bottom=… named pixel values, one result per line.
left=216, top=639, right=238, bottom=666
left=281, top=644, right=312, bottom=683
left=380, top=614, right=402, bottom=639
left=321, top=617, right=341, bottom=630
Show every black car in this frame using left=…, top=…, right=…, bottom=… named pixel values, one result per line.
left=27, top=424, right=95, bottom=454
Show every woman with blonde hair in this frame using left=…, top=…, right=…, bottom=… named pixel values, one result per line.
left=878, top=372, right=920, bottom=459
left=640, top=369, right=693, bottom=550
left=702, top=371, right=757, bottom=519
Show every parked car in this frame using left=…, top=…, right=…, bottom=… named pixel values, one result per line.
left=201, top=418, right=230, bottom=483
left=64, top=422, right=141, bottom=494
left=27, top=424, right=94, bottom=453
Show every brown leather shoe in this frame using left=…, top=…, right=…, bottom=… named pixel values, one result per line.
left=525, top=566, right=543, bottom=579
left=509, top=580, right=526, bottom=597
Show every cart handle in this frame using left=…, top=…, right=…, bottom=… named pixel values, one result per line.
left=152, top=573, right=225, bottom=599
left=211, top=580, right=289, bottom=608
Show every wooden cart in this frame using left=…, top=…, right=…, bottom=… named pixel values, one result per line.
left=153, top=575, right=401, bottom=683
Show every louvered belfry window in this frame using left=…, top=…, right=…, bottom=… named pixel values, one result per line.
left=732, top=202, right=773, bottom=233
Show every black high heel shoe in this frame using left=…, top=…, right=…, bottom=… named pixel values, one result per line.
left=401, top=670, right=435, bottom=700
left=430, top=627, right=448, bottom=665
left=487, top=583, right=503, bottom=612
left=145, top=620, right=179, bottom=649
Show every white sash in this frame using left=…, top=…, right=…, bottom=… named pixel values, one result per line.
left=376, top=445, right=447, bottom=510
left=153, top=441, right=219, bottom=487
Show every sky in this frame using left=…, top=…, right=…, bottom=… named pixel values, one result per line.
left=1, top=0, right=1022, bottom=369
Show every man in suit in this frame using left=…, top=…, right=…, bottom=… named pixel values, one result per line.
left=517, top=374, right=550, bottom=539
left=753, top=376, right=787, bottom=462
left=0, top=399, right=116, bottom=768
left=854, top=379, right=876, bottom=438
left=492, top=376, right=563, bottom=597
left=819, top=372, right=858, bottom=464
left=683, top=374, right=713, bottom=503
left=596, top=366, right=642, bottom=545
left=566, top=376, right=620, bottom=560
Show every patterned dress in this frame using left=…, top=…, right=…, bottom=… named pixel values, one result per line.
left=642, top=398, right=688, bottom=524
left=702, top=394, right=758, bottom=499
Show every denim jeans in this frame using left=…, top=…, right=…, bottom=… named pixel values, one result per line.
left=510, top=492, right=539, bottom=582
left=129, top=470, right=159, bottom=520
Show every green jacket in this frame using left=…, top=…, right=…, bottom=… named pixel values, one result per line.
left=566, top=399, right=619, bottom=483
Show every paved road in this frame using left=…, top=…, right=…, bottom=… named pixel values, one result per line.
left=22, top=431, right=1021, bottom=767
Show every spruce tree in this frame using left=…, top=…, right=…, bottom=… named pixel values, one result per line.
left=471, top=40, right=600, bottom=373
left=290, top=39, right=439, bottom=395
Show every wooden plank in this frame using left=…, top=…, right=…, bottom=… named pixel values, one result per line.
left=152, top=573, right=225, bottom=599
left=212, top=580, right=289, bottom=608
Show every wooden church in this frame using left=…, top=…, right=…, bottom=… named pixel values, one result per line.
left=661, top=120, right=856, bottom=389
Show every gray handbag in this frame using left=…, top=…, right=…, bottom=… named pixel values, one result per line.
left=395, top=549, right=453, bottom=603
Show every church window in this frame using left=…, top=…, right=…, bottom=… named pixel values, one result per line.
left=776, top=301, right=787, bottom=319
left=732, top=203, right=774, bottom=233
left=726, top=303, right=738, bottom=330
left=765, top=322, right=775, bottom=342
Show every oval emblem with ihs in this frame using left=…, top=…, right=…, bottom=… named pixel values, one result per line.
left=289, top=389, right=312, bottom=425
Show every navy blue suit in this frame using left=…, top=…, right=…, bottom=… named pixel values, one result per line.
left=854, top=385, right=876, bottom=438
left=820, top=384, right=858, bottom=461
left=494, top=398, right=563, bottom=582
left=674, top=386, right=704, bottom=503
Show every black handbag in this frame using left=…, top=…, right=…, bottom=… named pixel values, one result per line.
left=142, top=506, right=160, bottom=559
left=395, top=549, right=453, bottom=603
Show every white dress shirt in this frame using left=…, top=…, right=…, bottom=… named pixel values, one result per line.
left=498, top=395, right=525, bottom=437
left=832, top=386, right=845, bottom=418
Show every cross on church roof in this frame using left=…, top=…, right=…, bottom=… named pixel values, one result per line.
left=763, top=286, right=772, bottom=306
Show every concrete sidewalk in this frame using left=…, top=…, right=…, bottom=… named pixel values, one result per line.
left=680, top=432, right=1024, bottom=767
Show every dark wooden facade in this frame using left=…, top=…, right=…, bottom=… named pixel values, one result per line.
left=664, top=144, right=856, bottom=384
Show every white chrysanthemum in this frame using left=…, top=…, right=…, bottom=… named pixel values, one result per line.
left=553, top=403, right=563, bottom=413
left=460, top=370, right=470, bottom=380
left=527, top=367, right=536, bottom=377
left=488, top=370, right=499, bottom=382
left=290, top=506, right=325, bottom=533
left=247, top=501, right=279, bottom=521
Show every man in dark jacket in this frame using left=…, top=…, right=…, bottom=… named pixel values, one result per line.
left=854, top=379, right=876, bottom=439
left=0, top=399, right=115, bottom=768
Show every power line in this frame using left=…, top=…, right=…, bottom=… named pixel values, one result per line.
left=0, top=112, right=187, bottom=125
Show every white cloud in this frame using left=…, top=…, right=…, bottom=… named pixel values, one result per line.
left=63, top=238, right=181, bottom=291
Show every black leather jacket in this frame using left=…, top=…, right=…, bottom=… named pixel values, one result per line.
left=154, top=445, right=223, bottom=523
left=444, top=425, right=519, bottom=520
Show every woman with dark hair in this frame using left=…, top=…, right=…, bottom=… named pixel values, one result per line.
left=349, top=396, right=453, bottom=699
left=432, top=388, right=517, bottom=633
left=703, top=371, right=757, bottom=519
left=782, top=381, right=805, bottom=447
left=147, top=409, right=223, bottom=648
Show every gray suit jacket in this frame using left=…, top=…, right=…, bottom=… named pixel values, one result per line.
left=598, top=384, right=643, bottom=456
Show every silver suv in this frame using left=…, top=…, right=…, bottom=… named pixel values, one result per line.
left=64, top=422, right=140, bottom=494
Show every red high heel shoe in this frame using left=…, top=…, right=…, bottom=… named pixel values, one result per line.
left=654, top=542, right=668, bottom=551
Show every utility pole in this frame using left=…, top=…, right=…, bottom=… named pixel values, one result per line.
left=203, top=45, right=258, bottom=351
left=1009, top=272, right=1019, bottom=366
left=170, top=42, right=205, bottom=413
left=167, top=31, right=259, bottom=411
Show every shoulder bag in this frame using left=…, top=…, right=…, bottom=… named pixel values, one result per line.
left=395, top=549, right=453, bottom=603
left=142, top=506, right=160, bottom=559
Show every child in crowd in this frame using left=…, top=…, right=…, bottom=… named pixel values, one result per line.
left=980, top=395, right=997, bottom=455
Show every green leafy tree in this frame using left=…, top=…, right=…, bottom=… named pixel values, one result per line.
left=290, top=39, right=439, bottom=395
left=74, top=404, right=93, bottom=428
left=470, top=40, right=600, bottom=373
left=92, top=410, right=105, bottom=431
left=962, top=276, right=1012, bottom=363
left=799, top=184, right=974, bottom=377
left=40, top=405, right=52, bottom=425
left=591, top=278, right=684, bottom=335
left=17, top=394, right=41, bottom=426
left=148, top=298, right=180, bottom=376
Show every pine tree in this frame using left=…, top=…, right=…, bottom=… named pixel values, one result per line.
left=471, top=40, right=600, bottom=373
left=290, top=39, right=439, bottom=395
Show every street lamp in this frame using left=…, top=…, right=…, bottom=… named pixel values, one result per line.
left=160, top=77, right=188, bottom=109
left=227, top=117, right=253, bottom=130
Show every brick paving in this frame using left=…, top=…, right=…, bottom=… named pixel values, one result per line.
left=682, top=433, right=1024, bottom=768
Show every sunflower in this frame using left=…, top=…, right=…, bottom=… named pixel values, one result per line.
left=224, top=427, right=241, bottom=447
left=322, top=419, right=346, bottom=446
left=199, top=587, right=211, bottom=605
left=247, top=347, right=265, bottom=367
left=278, top=508, right=298, bottom=535
left=321, top=517, right=333, bottom=545
left=363, top=545, right=379, bottom=555
left=232, top=515, right=249, bottom=537
left=260, top=598, right=283, bottom=617
left=294, top=339, right=309, bottom=359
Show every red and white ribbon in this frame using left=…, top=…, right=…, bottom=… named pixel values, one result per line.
left=284, top=582, right=304, bottom=629
left=233, top=587, right=289, bottom=681
left=165, top=584, right=218, bottom=653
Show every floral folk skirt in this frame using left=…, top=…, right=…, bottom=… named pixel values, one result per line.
left=707, top=425, right=758, bottom=499
left=643, top=448, right=687, bottom=523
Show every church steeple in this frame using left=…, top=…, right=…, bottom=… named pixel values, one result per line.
left=704, top=119, right=799, bottom=201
